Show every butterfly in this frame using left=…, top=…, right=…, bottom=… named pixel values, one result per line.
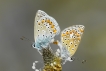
left=32, top=10, right=60, bottom=51
left=55, top=25, right=85, bottom=64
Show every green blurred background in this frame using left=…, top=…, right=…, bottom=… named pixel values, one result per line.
left=0, top=0, right=106, bottom=71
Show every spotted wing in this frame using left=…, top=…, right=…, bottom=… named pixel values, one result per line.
left=34, top=10, right=48, bottom=40
left=61, top=25, right=85, bottom=57
left=34, top=10, right=60, bottom=48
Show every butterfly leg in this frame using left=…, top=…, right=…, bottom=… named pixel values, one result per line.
left=56, top=48, right=61, bottom=56
left=67, top=57, right=73, bottom=62
left=37, top=50, right=43, bottom=55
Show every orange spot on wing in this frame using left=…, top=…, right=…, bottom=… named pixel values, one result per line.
left=38, top=22, right=40, bottom=25
left=70, top=31, right=72, bottom=34
left=47, top=19, right=50, bottom=23
left=45, top=19, right=47, bottom=22
left=61, top=33, right=66, bottom=37
left=72, top=30, right=75, bottom=33
left=42, top=19, right=45, bottom=23
left=79, top=28, right=84, bottom=32
left=76, top=33, right=80, bottom=37
left=51, top=25, right=55, bottom=28
left=49, top=22, right=53, bottom=25
left=53, top=29, right=57, bottom=34
left=66, top=31, right=70, bottom=35
left=47, top=20, right=53, bottom=25
left=77, top=37, right=81, bottom=40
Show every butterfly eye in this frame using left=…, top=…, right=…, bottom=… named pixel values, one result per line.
left=32, top=43, right=35, bottom=48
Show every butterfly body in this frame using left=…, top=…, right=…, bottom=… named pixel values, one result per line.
left=33, top=10, right=60, bottom=50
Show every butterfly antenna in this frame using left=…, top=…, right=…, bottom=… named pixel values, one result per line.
left=72, top=57, right=87, bottom=64
left=20, top=36, right=34, bottom=44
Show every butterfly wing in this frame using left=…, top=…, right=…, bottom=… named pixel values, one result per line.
left=34, top=10, right=48, bottom=40
left=61, top=25, right=85, bottom=57
left=34, top=10, right=60, bottom=50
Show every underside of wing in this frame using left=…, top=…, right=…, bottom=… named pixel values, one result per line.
left=34, top=10, right=48, bottom=40
left=33, top=10, right=60, bottom=48
left=61, top=25, right=85, bottom=57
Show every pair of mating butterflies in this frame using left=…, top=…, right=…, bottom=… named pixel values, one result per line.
left=33, top=10, right=85, bottom=62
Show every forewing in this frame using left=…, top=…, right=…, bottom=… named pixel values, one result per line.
left=34, top=10, right=60, bottom=47
left=34, top=10, right=48, bottom=40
